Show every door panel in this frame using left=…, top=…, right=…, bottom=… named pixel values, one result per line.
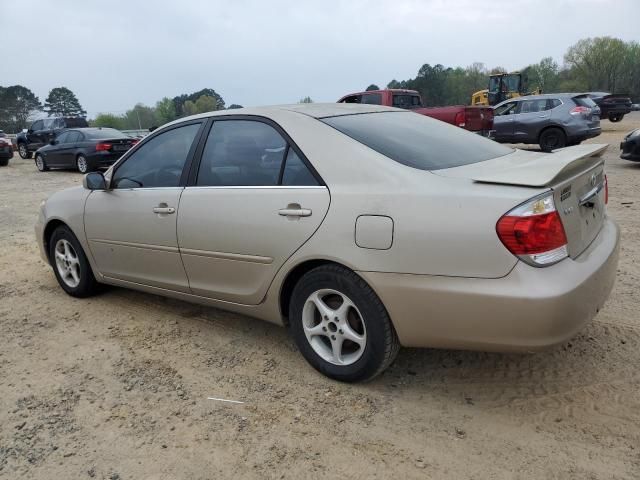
left=178, top=187, right=330, bottom=304
left=85, top=188, right=190, bottom=292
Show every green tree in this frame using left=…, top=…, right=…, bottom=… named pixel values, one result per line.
left=173, top=88, right=225, bottom=117
left=0, top=85, right=42, bottom=132
left=44, top=87, right=86, bottom=117
left=155, top=97, right=177, bottom=125
left=92, top=113, right=126, bottom=130
left=365, top=84, right=380, bottom=91
left=299, top=96, right=313, bottom=103
left=565, top=37, right=629, bottom=92
left=123, top=104, right=157, bottom=129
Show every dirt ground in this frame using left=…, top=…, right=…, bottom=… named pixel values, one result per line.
left=1, top=115, right=639, bottom=480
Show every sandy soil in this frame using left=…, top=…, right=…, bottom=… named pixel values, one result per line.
left=1, top=115, right=639, bottom=480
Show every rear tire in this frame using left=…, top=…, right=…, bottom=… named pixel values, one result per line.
left=18, top=143, right=32, bottom=159
left=609, top=114, right=624, bottom=122
left=76, top=155, right=90, bottom=173
left=48, top=225, right=99, bottom=298
left=0, top=158, right=9, bottom=167
left=289, top=264, right=400, bottom=382
left=35, top=154, right=48, bottom=172
left=539, top=127, right=566, bottom=152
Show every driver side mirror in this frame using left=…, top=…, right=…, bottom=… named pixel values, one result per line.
left=49, top=139, right=57, bottom=145
left=83, top=172, right=107, bottom=190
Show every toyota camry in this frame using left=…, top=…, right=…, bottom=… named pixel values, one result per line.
left=35, top=104, right=620, bottom=382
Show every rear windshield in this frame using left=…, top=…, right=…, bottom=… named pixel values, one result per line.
left=322, top=112, right=513, bottom=170
left=392, top=94, right=422, bottom=109
left=573, top=96, right=597, bottom=108
left=84, top=128, right=128, bottom=139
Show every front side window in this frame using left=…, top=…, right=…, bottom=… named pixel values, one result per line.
left=196, top=120, right=287, bottom=186
left=112, top=123, right=201, bottom=189
left=495, top=101, right=518, bottom=116
left=322, top=111, right=513, bottom=171
left=55, top=132, right=70, bottom=144
left=31, top=120, right=44, bottom=131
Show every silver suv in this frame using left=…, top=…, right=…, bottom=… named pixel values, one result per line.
left=493, top=94, right=601, bottom=152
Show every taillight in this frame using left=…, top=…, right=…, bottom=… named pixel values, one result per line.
left=604, top=174, right=608, bottom=204
left=496, top=193, right=568, bottom=266
left=454, top=111, right=466, bottom=127
left=95, top=143, right=112, bottom=151
left=570, top=106, right=591, bottom=115
left=130, top=139, right=139, bottom=145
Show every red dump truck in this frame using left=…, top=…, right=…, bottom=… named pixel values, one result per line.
left=338, top=89, right=494, bottom=136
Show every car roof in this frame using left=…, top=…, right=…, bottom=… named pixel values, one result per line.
left=167, top=103, right=403, bottom=125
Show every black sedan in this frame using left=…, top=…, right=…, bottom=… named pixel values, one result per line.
left=0, top=131, right=13, bottom=167
left=621, top=129, right=640, bottom=162
left=34, top=128, right=138, bottom=173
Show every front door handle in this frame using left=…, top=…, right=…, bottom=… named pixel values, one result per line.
left=278, top=206, right=312, bottom=217
left=153, top=206, right=175, bottom=214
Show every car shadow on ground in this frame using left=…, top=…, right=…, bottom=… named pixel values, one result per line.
left=97, top=285, right=634, bottom=406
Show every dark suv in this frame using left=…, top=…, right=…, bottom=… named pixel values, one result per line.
left=16, top=117, right=89, bottom=159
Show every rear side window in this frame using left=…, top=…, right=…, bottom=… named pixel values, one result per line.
left=65, top=118, right=89, bottom=128
left=549, top=99, right=562, bottom=109
left=282, top=149, right=320, bottom=186
left=322, top=111, right=513, bottom=170
left=66, top=131, right=82, bottom=143
left=85, top=128, right=128, bottom=139
left=518, top=99, right=550, bottom=113
left=573, top=96, right=597, bottom=108
left=196, top=120, right=286, bottom=186
left=361, top=93, right=382, bottom=105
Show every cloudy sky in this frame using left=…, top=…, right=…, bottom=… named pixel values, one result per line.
left=4, top=0, right=639, bottom=117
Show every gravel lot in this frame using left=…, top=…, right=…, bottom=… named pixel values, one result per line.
left=1, top=115, right=639, bottom=479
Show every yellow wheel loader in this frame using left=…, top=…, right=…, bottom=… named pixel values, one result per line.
left=471, top=72, right=542, bottom=106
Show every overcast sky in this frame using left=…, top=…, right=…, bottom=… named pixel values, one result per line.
left=4, top=0, right=639, bottom=117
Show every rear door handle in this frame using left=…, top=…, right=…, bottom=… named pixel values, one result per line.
left=153, top=206, right=175, bottom=214
left=278, top=207, right=312, bottom=217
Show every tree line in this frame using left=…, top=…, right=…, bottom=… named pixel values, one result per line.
left=383, top=36, right=640, bottom=106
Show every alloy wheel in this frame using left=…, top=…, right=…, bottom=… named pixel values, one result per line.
left=35, top=155, right=44, bottom=171
left=77, top=156, right=88, bottom=173
left=302, top=289, right=366, bottom=366
left=54, top=239, right=81, bottom=288
left=19, top=144, right=28, bottom=158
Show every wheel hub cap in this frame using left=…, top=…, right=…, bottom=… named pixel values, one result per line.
left=54, top=239, right=81, bottom=288
left=302, top=289, right=366, bottom=366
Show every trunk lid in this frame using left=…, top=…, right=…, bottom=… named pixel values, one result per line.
left=435, top=144, right=608, bottom=258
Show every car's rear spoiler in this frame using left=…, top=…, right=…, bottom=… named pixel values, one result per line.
left=469, top=144, right=608, bottom=187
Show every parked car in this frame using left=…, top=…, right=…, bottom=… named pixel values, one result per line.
left=16, top=117, right=89, bottom=159
left=620, top=129, right=640, bottom=161
left=36, top=104, right=619, bottom=382
left=34, top=127, right=138, bottom=173
left=493, top=94, right=601, bottom=152
left=632, top=104, right=640, bottom=112
left=587, top=92, right=632, bottom=122
left=338, top=89, right=494, bottom=135
left=0, top=130, right=13, bottom=166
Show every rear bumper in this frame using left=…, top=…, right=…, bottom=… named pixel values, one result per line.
left=86, top=152, right=122, bottom=169
left=571, top=126, right=601, bottom=142
left=358, top=217, right=620, bottom=352
left=0, top=146, right=13, bottom=159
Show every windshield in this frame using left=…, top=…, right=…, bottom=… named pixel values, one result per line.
left=322, top=112, right=513, bottom=170
left=85, top=128, right=128, bottom=139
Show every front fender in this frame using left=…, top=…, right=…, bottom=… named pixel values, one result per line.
left=38, top=187, right=101, bottom=278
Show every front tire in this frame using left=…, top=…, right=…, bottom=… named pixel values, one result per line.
left=49, top=225, right=99, bottom=298
left=76, top=155, right=90, bottom=173
left=539, top=127, right=566, bottom=152
left=18, top=143, right=32, bottom=159
left=289, top=264, right=400, bottom=382
left=35, top=154, right=48, bottom=172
